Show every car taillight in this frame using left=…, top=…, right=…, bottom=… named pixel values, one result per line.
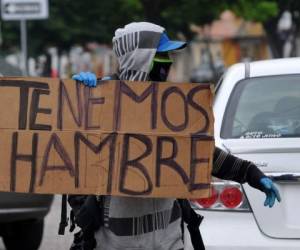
left=191, top=181, right=251, bottom=212
left=220, top=187, right=243, bottom=208
left=193, top=187, right=218, bottom=208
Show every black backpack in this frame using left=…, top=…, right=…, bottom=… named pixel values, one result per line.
left=59, top=195, right=102, bottom=250
left=177, top=199, right=205, bottom=250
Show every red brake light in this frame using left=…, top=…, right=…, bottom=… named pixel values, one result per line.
left=220, top=187, right=243, bottom=208
left=194, top=187, right=218, bottom=208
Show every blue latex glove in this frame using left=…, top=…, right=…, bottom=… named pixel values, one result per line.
left=72, top=72, right=97, bottom=87
left=260, top=177, right=281, bottom=208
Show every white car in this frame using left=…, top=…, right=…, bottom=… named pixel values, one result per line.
left=185, top=58, right=300, bottom=249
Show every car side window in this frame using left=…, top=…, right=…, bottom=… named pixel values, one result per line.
left=221, top=74, right=300, bottom=139
left=215, top=74, right=224, bottom=94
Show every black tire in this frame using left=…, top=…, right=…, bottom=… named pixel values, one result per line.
left=3, top=219, right=44, bottom=250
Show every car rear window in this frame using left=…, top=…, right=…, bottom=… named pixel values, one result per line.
left=221, top=74, right=300, bottom=139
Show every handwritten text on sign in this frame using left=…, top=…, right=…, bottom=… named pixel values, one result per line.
left=0, top=78, right=214, bottom=198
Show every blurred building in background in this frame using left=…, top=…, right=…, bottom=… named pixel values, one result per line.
left=1, top=43, right=118, bottom=79
left=170, top=10, right=271, bottom=83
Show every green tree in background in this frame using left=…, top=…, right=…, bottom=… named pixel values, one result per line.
left=1, top=0, right=299, bottom=57
left=1, top=0, right=143, bottom=55
left=227, top=0, right=300, bottom=57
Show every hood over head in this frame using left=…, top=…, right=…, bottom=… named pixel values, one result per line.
left=112, top=22, right=164, bottom=81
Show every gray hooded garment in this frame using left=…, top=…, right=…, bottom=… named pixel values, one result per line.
left=94, top=22, right=184, bottom=250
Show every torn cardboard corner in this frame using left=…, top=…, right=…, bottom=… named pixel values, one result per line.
left=0, top=77, right=214, bottom=198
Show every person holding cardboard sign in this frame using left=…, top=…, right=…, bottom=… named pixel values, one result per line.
left=72, top=22, right=280, bottom=250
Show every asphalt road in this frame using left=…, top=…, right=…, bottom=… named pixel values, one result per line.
left=39, top=196, right=74, bottom=250
left=0, top=196, right=74, bottom=250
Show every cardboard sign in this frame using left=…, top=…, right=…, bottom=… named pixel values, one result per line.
left=0, top=77, right=214, bottom=198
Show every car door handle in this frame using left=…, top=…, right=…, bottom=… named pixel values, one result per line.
left=266, top=172, right=300, bottom=183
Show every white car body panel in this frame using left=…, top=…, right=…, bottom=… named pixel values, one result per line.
left=186, top=58, right=300, bottom=249
left=224, top=139, right=300, bottom=238
left=185, top=211, right=300, bottom=250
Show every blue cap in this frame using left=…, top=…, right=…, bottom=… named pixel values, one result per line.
left=157, top=33, right=187, bottom=52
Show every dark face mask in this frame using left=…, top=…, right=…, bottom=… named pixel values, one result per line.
left=149, top=53, right=173, bottom=81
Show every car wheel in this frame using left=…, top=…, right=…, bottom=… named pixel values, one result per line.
left=3, top=219, right=44, bottom=250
